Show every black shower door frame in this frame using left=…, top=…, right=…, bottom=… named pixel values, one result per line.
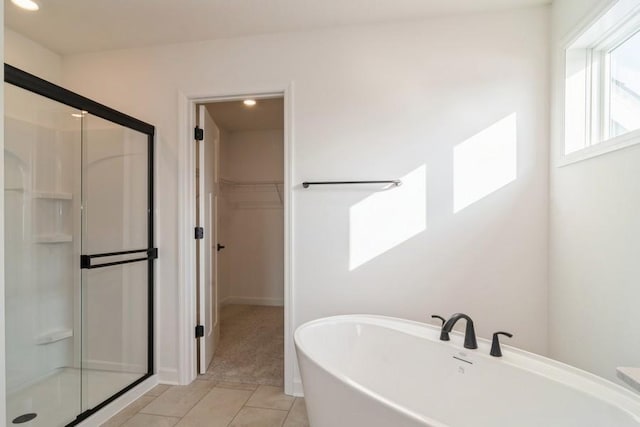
left=4, top=63, right=156, bottom=426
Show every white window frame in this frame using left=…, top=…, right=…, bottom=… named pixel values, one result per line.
left=559, top=1, right=640, bottom=166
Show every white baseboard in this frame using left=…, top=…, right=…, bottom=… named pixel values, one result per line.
left=78, top=375, right=158, bottom=426
left=292, top=379, right=304, bottom=397
left=221, top=296, right=284, bottom=307
left=158, top=367, right=180, bottom=385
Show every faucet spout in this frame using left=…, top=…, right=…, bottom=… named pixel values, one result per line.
left=442, top=313, right=478, bottom=349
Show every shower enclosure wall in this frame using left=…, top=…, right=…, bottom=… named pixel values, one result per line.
left=4, top=65, right=155, bottom=426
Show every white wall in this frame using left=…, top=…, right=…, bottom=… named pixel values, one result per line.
left=219, top=129, right=284, bottom=306
left=61, top=6, right=550, bottom=386
left=549, top=0, right=640, bottom=384
left=5, top=28, right=62, bottom=83
left=218, top=129, right=232, bottom=305
left=221, top=130, right=284, bottom=182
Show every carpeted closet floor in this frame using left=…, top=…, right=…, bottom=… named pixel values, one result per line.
left=205, top=304, right=284, bottom=386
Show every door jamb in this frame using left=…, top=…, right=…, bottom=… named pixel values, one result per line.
left=177, top=84, right=295, bottom=394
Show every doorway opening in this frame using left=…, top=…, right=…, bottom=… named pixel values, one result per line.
left=194, top=96, right=285, bottom=386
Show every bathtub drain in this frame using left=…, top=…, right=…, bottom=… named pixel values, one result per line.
left=12, top=413, right=37, bottom=424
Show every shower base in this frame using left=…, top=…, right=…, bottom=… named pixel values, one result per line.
left=6, top=367, right=142, bottom=426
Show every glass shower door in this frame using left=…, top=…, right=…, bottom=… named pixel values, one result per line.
left=5, top=64, right=155, bottom=426
left=80, top=113, right=152, bottom=412
left=4, top=82, right=82, bottom=426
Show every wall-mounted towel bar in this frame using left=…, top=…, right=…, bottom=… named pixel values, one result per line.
left=302, top=180, right=402, bottom=189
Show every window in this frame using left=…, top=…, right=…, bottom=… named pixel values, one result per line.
left=609, top=29, right=640, bottom=138
left=563, top=1, right=640, bottom=160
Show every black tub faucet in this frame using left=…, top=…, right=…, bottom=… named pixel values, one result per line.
left=431, top=315, right=450, bottom=341
left=490, top=331, right=513, bottom=357
left=442, top=313, right=478, bottom=349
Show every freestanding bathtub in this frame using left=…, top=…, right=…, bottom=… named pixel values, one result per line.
left=294, top=315, right=640, bottom=427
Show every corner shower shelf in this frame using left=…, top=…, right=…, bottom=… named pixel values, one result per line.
left=35, top=234, right=73, bottom=243
left=33, top=191, right=73, bottom=200
left=36, top=329, right=73, bottom=345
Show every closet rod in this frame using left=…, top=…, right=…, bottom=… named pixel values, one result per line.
left=302, top=180, right=402, bottom=189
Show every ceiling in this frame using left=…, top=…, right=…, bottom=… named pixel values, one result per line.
left=205, top=98, right=284, bottom=132
left=5, top=0, right=551, bottom=55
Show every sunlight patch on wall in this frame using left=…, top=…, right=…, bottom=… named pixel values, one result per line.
left=349, top=165, right=427, bottom=270
left=453, top=113, right=517, bottom=213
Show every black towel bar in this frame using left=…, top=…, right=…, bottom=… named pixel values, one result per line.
left=302, top=180, right=401, bottom=188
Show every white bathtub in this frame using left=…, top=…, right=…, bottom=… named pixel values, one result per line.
left=294, top=315, right=640, bottom=427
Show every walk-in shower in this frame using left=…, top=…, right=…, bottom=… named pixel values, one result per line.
left=4, top=64, right=155, bottom=426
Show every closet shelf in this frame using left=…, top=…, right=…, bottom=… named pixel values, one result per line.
left=221, top=178, right=283, bottom=186
left=220, top=178, right=284, bottom=208
left=220, top=178, right=283, bottom=192
left=35, top=234, right=73, bottom=243
left=33, top=191, right=73, bottom=200
left=36, top=329, right=73, bottom=345
left=230, top=201, right=284, bottom=210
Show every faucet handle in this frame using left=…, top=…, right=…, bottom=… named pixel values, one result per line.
left=490, top=331, right=513, bottom=357
left=431, top=315, right=446, bottom=325
left=431, top=315, right=450, bottom=341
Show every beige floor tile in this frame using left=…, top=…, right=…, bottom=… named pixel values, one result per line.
left=101, top=396, right=157, bottom=426
left=176, top=387, right=253, bottom=427
left=215, top=381, right=259, bottom=391
left=121, top=413, right=180, bottom=427
left=283, top=398, right=309, bottom=427
left=145, top=384, right=171, bottom=397
left=229, top=407, right=288, bottom=427
left=140, top=380, right=215, bottom=417
left=245, top=385, right=294, bottom=411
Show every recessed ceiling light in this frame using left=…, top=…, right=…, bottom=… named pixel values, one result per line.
left=11, top=0, right=40, bottom=11
left=243, top=99, right=257, bottom=107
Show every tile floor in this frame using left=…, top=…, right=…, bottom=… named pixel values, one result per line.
left=101, top=381, right=308, bottom=426
left=102, top=305, right=306, bottom=426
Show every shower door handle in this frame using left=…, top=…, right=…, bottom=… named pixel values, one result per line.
left=81, top=248, right=158, bottom=269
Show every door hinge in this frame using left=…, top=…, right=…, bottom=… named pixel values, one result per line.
left=195, top=227, right=204, bottom=239
left=195, top=325, right=204, bottom=338
left=194, top=126, right=204, bottom=141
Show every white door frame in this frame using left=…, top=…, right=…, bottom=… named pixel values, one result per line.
left=176, top=84, right=295, bottom=394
